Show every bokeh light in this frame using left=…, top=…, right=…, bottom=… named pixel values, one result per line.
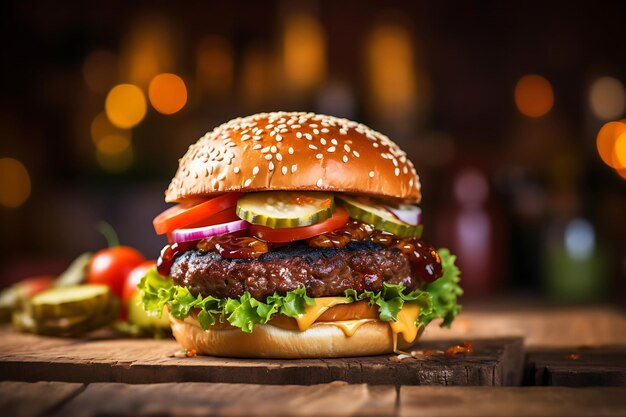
left=82, top=50, right=119, bottom=94
left=596, top=120, right=626, bottom=168
left=589, top=76, right=626, bottom=120
left=514, top=74, right=554, bottom=117
left=96, top=143, right=134, bottom=173
left=90, top=112, right=131, bottom=146
left=241, top=47, right=272, bottom=105
left=197, top=36, right=234, bottom=94
left=96, top=134, right=131, bottom=155
left=367, top=23, right=416, bottom=117
left=0, top=158, right=31, bottom=208
left=283, top=13, right=326, bottom=91
left=105, top=84, right=147, bottom=129
left=614, top=132, right=626, bottom=168
left=148, top=73, right=187, bottom=115
left=122, top=14, right=174, bottom=87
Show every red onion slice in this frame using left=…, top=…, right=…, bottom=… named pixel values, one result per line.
left=171, top=220, right=250, bottom=243
left=384, top=205, right=422, bottom=226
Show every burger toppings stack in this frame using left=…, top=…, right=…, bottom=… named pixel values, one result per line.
left=139, top=112, right=462, bottom=358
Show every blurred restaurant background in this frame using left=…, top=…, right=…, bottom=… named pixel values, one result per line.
left=1, top=0, right=625, bottom=304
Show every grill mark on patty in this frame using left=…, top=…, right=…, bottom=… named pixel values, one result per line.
left=170, top=242, right=418, bottom=300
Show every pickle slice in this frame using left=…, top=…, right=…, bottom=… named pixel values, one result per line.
left=236, top=191, right=335, bottom=228
left=337, top=195, right=423, bottom=238
left=29, top=284, right=111, bottom=320
left=14, top=296, right=119, bottom=337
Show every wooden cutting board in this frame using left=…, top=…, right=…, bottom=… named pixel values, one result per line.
left=0, top=328, right=523, bottom=386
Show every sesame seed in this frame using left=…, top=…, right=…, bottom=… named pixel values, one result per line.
left=265, top=124, right=274, bottom=129
left=253, top=135, right=262, bottom=141
left=241, top=135, right=250, bottom=141
left=217, top=173, right=226, bottom=181
left=321, top=128, right=329, bottom=133
left=270, top=145, right=277, bottom=153
left=343, top=155, right=348, bottom=163
left=288, top=147, right=294, bottom=154
left=395, top=168, right=400, bottom=176
left=296, top=132, right=303, bottom=139
left=291, top=164, right=297, bottom=173
left=340, top=129, right=348, bottom=135
left=403, top=166, right=408, bottom=174
left=373, top=142, right=379, bottom=148
left=292, top=124, right=301, bottom=128
left=244, top=178, right=252, bottom=187
left=313, top=129, right=320, bottom=135
left=234, top=167, right=240, bottom=174
left=281, top=166, right=287, bottom=175
left=261, top=146, right=270, bottom=153
left=270, top=131, right=276, bottom=137
left=310, top=123, right=318, bottom=128
left=276, top=134, right=283, bottom=141
left=343, top=144, right=351, bottom=152
left=264, top=154, right=273, bottom=160
left=316, top=153, right=323, bottom=159
left=276, top=153, right=283, bottom=161
left=253, top=144, right=262, bottom=150
left=252, top=166, right=259, bottom=176
left=226, top=142, right=237, bottom=147
left=280, top=128, right=288, bottom=133
left=316, top=178, right=323, bottom=187
left=269, top=161, right=274, bottom=171
left=369, top=171, right=375, bottom=178
left=331, top=138, right=338, bottom=145
left=308, top=144, right=318, bottom=150
left=353, top=150, right=360, bottom=158
left=320, top=138, right=327, bottom=145
left=392, top=159, right=398, bottom=167
left=328, top=146, right=336, bottom=152
left=304, top=133, right=313, bottom=140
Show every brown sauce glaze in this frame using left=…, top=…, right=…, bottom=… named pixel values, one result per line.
left=157, top=220, right=442, bottom=283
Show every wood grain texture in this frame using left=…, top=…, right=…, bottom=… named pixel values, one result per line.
left=0, top=329, right=523, bottom=386
left=422, top=306, right=626, bottom=348
left=527, top=346, right=626, bottom=386
left=0, top=381, right=84, bottom=417
left=399, top=386, right=626, bottom=417
left=52, top=382, right=395, bottom=417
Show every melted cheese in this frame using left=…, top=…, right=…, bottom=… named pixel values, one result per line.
left=290, top=297, right=420, bottom=343
left=294, top=297, right=349, bottom=331
left=389, top=303, right=420, bottom=343
left=333, top=319, right=376, bottom=337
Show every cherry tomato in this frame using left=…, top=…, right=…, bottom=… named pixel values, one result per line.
left=122, top=260, right=156, bottom=306
left=88, top=246, right=145, bottom=298
left=251, top=207, right=350, bottom=243
left=153, top=193, right=243, bottom=235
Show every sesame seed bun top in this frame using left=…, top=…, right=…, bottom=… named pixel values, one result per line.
left=165, top=112, right=421, bottom=203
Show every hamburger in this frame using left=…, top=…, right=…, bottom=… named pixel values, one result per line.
left=139, top=111, right=462, bottom=358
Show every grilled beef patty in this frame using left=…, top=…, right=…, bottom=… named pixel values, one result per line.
left=170, top=241, right=417, bottom=300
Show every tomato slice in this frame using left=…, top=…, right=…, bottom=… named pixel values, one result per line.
left=153, top=193, right=243, bottom=235
left=251, top=207, right=349, bottom=243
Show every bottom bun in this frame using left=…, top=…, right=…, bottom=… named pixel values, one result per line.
left=169, top=313, right=422, bottom=358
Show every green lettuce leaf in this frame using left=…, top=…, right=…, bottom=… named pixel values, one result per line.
left=138, top=248, right=462, bottom=333
left=418, top=249, right=463, bottom=327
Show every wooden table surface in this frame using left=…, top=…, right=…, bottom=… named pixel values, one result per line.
left=1, top=305, right=625, bottom=416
